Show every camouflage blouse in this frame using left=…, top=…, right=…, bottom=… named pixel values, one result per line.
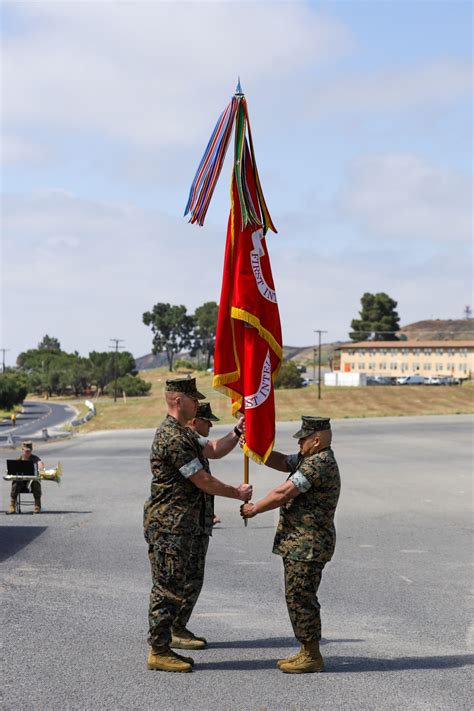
left=194, top=433, right=215, bottom=535
left=272, top=447, right=341, bottom=563
left=144, top=415, right=211, bottom=541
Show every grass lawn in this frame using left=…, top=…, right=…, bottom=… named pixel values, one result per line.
left=53, top=368, right=474, bottom=433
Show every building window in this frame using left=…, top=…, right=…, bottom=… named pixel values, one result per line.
left=423, top=363, right=431, bottom=370
left=390, top=362, right=398, bottom=369
left=360, top=362, right=365, bottom=369
left=401, top=363, right=408, bottom=372
left=414, top=363, right=420, bottom=370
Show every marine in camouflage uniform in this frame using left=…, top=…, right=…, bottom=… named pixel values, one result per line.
left=241, top=416, right=340, bottom=673
left=144, top=378, right=251, bottom=672
left=172, top=402, right=220, bottom=634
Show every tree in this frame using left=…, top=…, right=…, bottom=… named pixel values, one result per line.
left=0, top=373, right=28, bottom=410
left=464, top=305, right=472, bottom=320
left=350, top=292, right=400, bottom=341
left=193, top=301, right=218, bottom=370
left=38, top=335, right=61, bottom=352
left=274, top=361, right=304, bottom=390
left=104, top=374, right=152, bottom=397
left=88, top=351, right=136, bottom=391
left=143, top=303, right=194, bottom=372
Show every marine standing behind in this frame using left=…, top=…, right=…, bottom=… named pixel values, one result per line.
left=171, top=400, right=244, bottom=651
left=241, top=416, right=340, bottom=673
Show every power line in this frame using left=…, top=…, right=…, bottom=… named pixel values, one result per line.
left=313, top=331, right=328, bottom=400
left=109, top=339, right=125, bottom=402
left=0, top=348, right=10, bottom=373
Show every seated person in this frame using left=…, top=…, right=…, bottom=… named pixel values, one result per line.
left=8, top=441, right=44, bottom=514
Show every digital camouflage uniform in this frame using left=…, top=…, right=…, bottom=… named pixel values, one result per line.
left=273, top=417, right=341, bottom=643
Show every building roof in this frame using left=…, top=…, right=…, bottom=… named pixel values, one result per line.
left=337, top=340, right=474, bottom=350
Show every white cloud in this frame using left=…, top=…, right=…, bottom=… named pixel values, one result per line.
left=308, top=58, right=472, bottom=117
left=2, top=189, right=472, bottom=364
left=2, top=2, right=351, bottom=151
left=338, top=153, right=473, bottom=243
left=1, top=133, right=49, bottom=164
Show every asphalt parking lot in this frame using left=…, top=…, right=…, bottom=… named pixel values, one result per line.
left=1, top=415, right=472, bottom=710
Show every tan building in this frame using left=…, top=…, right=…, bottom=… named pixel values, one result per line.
left=337, top=341, right=474, bottom=380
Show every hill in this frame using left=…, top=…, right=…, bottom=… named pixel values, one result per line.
left=398, top=319, right=474, bottom=341
left=136, top=320, right=474, bottom=371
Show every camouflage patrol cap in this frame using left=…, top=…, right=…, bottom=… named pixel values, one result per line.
left=165, top=376, right=206, bottom=399
left=293, top=416, right=331, bottom=439
left=22, top=441, right=33, bottom=450
left=196, top=402, right=219, bottom=422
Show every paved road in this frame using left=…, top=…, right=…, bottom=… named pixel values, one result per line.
left=0, top=401, right=76, bottom=445
left=1, top=416, right=472, bottom=710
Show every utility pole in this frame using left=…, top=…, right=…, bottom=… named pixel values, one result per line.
left=109, top=339, right=125, bottom=402
left=313, top=330, right=328, bottom=400
left=0, top=348, right=10, bottom=373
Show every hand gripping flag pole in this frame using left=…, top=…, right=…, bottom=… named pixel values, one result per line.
left=185, top=81, right=283, bottom=525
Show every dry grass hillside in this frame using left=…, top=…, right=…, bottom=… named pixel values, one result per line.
left=398, top=319, right=474, bottom=341
left=68, top=367, right=474, bottom=433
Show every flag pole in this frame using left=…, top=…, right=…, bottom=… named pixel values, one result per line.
left=244, top=452, right=249, bottom=527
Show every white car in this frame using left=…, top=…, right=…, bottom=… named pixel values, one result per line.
left=397, top=375, right=426, bottom=385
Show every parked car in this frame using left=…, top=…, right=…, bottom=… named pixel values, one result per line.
left=424, top=376, right=461, bottom=386
left=397, top=375, right=426, bottom=385
left=424, top=377, right=442, bottom=385
left=367, top=376, right=393, bottom=385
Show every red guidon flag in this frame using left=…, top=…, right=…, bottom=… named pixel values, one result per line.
left=214, top=149, right=282, bottom=462
left=184, top=86, right=282, bottom=463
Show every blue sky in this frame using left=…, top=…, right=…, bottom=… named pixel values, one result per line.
left=1, top=0, right=472, bottom=364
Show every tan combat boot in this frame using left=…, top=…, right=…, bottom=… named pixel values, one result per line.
left=279, top=640, right=324, bottom=674
left=171, top=627, right=207, bottom=650
left=7, top=498, right=16, bottom=514
left=276, top=646, right=303, bottom=669
left=148, top=646, right=194, bottom=667
left=147, top=646, right=192, bottom=673
left=34, top=499, right=41, bottom=514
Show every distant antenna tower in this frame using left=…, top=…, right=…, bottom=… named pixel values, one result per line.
left=464, top=305, right=472, bottom=320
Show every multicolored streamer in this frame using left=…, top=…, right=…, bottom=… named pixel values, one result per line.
left=184, top=89, right=276, bottom=235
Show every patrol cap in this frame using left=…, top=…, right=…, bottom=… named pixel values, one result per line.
left=196, top=402, right=219, bottom=422
left=165, top=376, right=206, bottom=400
left=22, top=441, right=33, bottom=450
left=292, top=416, right=331, bottom=439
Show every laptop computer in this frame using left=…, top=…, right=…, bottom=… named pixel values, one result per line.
left=6, top=460, right=38, bottom=477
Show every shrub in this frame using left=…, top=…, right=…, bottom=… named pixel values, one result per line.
left=0, top=373, right=28, bottom=409
left=274, top=361, right=304, bottom=390
left=104, top=374, right=152, bottom=397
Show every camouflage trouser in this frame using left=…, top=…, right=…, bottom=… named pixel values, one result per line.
left=173, top=534, right=209, bottom=631
left=283, top=557, right=325, bottom=643
left=11, top=480, right=42, bottom=500
left=147, top=533, right=209, bottom=649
